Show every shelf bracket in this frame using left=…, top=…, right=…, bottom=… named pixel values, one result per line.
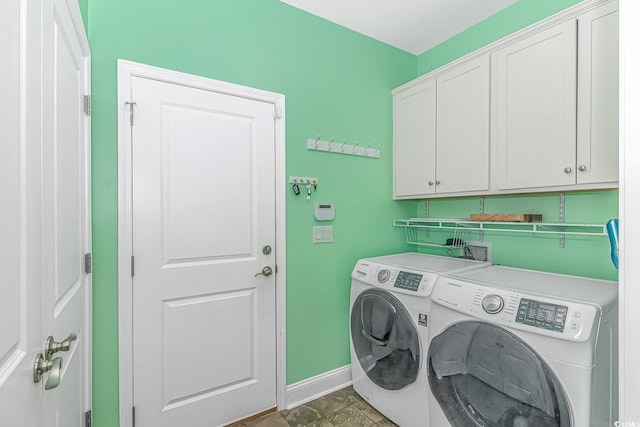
left=479, top=197, right=485, bottom=242
left=424, top=201, right=430, bottom=238
left=559, top=193, right=566, bottom=248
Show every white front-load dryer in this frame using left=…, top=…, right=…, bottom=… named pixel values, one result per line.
left=427, top=265, right=618, bottom=427
left=349, top=253, right=489, bottom=427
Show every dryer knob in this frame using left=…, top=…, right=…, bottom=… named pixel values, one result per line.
left=377, top=269, right=391, bottom=283
left=482, top=294, right=504, bottom=314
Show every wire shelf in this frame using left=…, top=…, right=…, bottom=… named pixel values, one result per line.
left=394, top=218, right=607, bottom=247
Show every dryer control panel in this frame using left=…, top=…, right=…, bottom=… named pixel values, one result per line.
left=352, top=260, right=435, bottom=297
left=431, top=277, right=599, bottom=342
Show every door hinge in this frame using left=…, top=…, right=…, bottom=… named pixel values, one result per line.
left=131, top=255, right=135, bottom=277
left=125, top=101, right=137, bottom=126
left=132, top=406, right=136, bottom=427
left=273, top=105, right=282, bottom=119
left=84, top=253, right=92, bottom=274
left=85, top=410, right=92, bottom=427
left=83, top=95, right=91, bottom=116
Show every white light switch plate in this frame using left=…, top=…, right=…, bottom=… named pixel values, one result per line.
left=313, top=226, right=333, bottom=243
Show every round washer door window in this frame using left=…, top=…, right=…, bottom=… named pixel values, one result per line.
left=350, top=289, right=420, bottom=390
left=428, top=321, right=571, bottom=427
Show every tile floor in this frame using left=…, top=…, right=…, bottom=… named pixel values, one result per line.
left=233, top=386, right=397, bottom=427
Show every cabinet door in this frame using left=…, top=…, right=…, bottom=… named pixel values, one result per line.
left=577, top=3, right=619, bottom=185
left=436, top=56, right=490, bottom=194
left=493, top=20, right=577, bottom=190
left=393, top=79, right=436, bottom=197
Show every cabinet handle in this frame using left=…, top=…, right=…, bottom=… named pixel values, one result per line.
left=578, top=165, right=587, bottom=172
left=564, top=167, right=572, bottom=174
left=428, top=181, right=434, bottom=186
left=435, top=180, right=441, bottom=185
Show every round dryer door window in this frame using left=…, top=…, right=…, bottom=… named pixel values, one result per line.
left=350, top=289, right=420, bottom=390
left=428, top=321, right=571, bottom=427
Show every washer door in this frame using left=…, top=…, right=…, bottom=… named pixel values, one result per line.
left=350, top=289, right=420, bottom=390
left=428, top=321, right=571, bottom=427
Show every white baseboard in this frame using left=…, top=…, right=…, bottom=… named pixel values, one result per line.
left=285, top=364, right=352, bottom=410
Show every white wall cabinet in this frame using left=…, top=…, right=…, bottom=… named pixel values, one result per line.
left=576, top=2, right=619, bottom=185
left=436, top=56, right=490, bottom=194
left=392, top=0, right=618, bottom=199
left=492, top=20, right=578, bottom=190
left=393, top=78, right=437, bottom=197
left=393, top=56, right=490, bottom=198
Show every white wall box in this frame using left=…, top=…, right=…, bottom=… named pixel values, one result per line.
left=393, top=56, right=490, bottom=198
left=393, top=0, right=619, bottom=199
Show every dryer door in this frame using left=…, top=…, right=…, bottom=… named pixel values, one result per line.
left=428, top=321, right=571, bottom=427
left=351, top=289, right=420, bottom=390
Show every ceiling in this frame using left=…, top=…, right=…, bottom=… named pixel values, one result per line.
left=280, top=0, right=518, bottom=55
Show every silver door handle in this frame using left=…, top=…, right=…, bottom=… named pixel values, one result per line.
left=46, top=332, right=77, bottom=360
left=255, top=266, right=273, bottom=277
left=33, top=353, right=62, bottom=390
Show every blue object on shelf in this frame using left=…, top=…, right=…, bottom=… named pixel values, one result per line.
left=606, top=218, right=619, bottom=269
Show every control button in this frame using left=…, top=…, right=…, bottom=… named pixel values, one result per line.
left=570, top=320, right=580, bottom=332
left=572, top=312, right=581, bottom=318
left=377, top=269, right=391, bottom=283
left=482, top=294, right=505, bottom=314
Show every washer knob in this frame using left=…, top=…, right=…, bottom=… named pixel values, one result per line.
left=377, top=269, right=391, bottom=283
left=482, top=294, right=504, bottom=314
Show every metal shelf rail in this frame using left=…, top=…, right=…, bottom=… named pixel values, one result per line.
left=393, top=218, right=607, bottom=248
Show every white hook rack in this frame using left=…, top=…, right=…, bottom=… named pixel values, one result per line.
left=289, top=176, right=318, bottom=186
left=307, top=138, right=380, bottom=159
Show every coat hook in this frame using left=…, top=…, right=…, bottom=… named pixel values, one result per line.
left=314, top=135, right=320, bottom=148
left=341, top=139, right=347, bottom=152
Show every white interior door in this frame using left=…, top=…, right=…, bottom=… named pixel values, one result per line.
left=41, top=0, right=92, bottom=424
left=130, top=74, right=277, bottom=427
left=1, top=0, right=90, bottom=425
left=0, top=0, right=44, bottom=425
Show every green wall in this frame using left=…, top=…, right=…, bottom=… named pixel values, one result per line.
left=416, top=192, right=618, bottom=281
left=77, top=0, right=88, bottom=31
left=417, top=0, right=583, bottom=74
left=88, top=0, right=618, bottom=425
left=88, top=1, right=415, bottom=425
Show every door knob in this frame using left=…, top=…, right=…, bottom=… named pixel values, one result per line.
left=578, top=165, right=587, bottom=172
left=255, top=266, right=273, bottom=277
left=33, top=353, right=62, bottom=390
left=564, top=167, right=572, bottom=174
left=46, top=332, right=77, bottom=360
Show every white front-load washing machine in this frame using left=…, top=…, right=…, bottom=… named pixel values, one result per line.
left=349, top=253, right=489, bottom=427
left=427, top=265, right=618, bottom=427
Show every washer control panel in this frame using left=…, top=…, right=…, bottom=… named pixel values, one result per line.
left=352, top=261, right=435, bottom=297
left=431, top=277, right=599, bottom=342
left=516, top=298, right=568, bottom=332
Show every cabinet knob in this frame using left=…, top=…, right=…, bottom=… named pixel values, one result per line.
left=578, top=165, right=587, bottom=172
left=564, top=167, right=572, bottom=174
left=435, top=180, right=441, bottom=185
left=428, top=181, right=434, bottom=186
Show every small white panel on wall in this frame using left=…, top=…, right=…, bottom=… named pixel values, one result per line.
left=313, top=226, right=333, bottom=243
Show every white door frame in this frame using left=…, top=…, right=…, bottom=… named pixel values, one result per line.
left=116, top=60, right=287, bottom=427
left=619, top=0, right=640, bottom=421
